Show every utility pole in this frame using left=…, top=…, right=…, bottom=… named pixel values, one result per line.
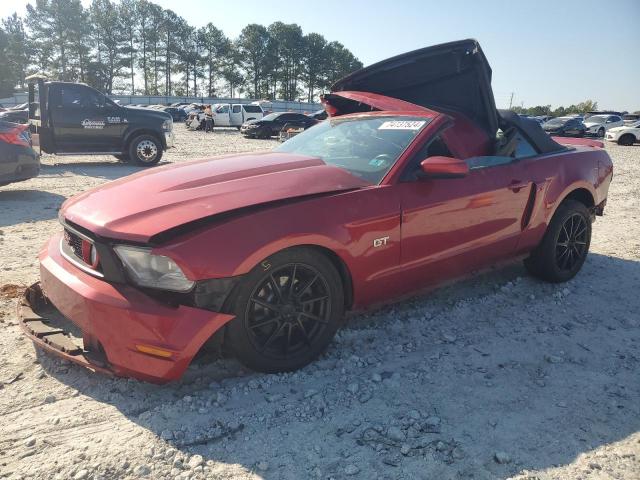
left=508, top=92, right=514, bottom=109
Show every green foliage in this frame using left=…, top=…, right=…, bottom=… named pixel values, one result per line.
left=0, top=0, right=363, bottom=100
left=513, top=100, right=600, bottom=117
left=0, top=27, right=17, bottom=96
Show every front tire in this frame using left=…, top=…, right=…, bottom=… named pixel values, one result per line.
left=128, top=134, right=163, bottom=166
left=597, top=127, right=605, bottom=138
left=524, top=199, right=592, bottom=283
left=618, top=134, right=635, bottom=146
left=227, top=248, right=344, bottom=373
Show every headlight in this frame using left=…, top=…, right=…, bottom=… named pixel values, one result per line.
left=162, top=119, right=173, bottom=131
left=114, top=245, right=194, bottom=292
left=247, top=123, right=259, bottom=128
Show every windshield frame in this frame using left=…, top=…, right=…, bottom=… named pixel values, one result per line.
left=274, top=113, right=433, bottom=185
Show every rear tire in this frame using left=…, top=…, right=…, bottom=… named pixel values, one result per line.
left=128, top=134, right=163, bottom=166
left=618, top=134, right=635, bottom=146
left=524, top=199, right=591, bottom=283
left=227, top=248, right=344, bottom=373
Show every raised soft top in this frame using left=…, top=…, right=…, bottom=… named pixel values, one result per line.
left=332, top=39, right=498, bottom=138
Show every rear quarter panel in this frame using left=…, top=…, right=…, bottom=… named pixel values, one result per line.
left=516, top=146, right=613, bottom=253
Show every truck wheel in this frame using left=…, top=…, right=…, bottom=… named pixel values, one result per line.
left=128, top=134, right=163, bottom=166
left=226, top=248, right=344, bottom=373
left=617, top=134, right=635, bottom=146
left=524, top=199, right=591, bottom=283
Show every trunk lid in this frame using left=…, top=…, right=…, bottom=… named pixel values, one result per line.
left=331, top=39, right=498, bottom=137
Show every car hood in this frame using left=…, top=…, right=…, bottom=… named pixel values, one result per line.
left=61, top=152, right=370, bottom=243
left=331, top=39, right=498, bottom=138
left=583, top=121, right=603, bottom=128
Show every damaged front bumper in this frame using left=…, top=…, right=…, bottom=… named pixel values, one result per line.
left=19, top=283, right=114, bottom=377
left=19, top=235, right=236, bottom=383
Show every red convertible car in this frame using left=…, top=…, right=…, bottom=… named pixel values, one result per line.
left=20, top=40, right=613, bottom=382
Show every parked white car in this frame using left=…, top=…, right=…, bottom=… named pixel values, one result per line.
left=583, top=114, right=624, bottom=137
left=622, top=113, right=640, bottom=125
left=605, top=120, right=640, bottom=146
left=213, top=103, right=264, bottom=128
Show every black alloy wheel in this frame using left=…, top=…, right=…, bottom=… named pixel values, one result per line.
left=555, top=213, right=588, bottom=272
left=245, top=263, right=330, bottom=358
left=227, top=248, right=344, bottom=373
left=524, top=199, right=592, bottom=283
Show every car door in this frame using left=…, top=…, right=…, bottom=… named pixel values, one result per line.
left=397, top=132, right=534, bottom=287
left=270, top=113, right=290, bottom=134
left=214, top=105, right=230, bottom=126
left=606, top=115, right=623, bottom=130
left=565, top=119, right=580, bottom=136
left=230, top=104, right=243, bottom=126
left=49, top=84, right=121, bottom=153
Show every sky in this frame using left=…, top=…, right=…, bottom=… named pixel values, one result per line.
left=2, top=0, right=639, bottom=111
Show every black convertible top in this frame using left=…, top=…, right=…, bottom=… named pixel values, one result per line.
left=498, top=109, right=566, bottom=155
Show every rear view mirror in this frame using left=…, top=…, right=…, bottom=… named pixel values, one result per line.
left=419, top=156, right=469, bottom=179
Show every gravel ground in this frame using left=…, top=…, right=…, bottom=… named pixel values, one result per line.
left=0, top=124, right=638, bottom=480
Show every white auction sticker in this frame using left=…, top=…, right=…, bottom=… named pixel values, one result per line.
left=378, top=120, right=426, bottom=130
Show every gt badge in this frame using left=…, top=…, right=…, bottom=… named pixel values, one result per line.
left=373, top=236, right=390, bottom=248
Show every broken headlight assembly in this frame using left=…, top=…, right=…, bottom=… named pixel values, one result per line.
left=114, top=245, right=194, bottom=292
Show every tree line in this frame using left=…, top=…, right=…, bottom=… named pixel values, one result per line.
left=510, top=100, right=602, bottom=117
left=0, top=0, right=363, bottom=101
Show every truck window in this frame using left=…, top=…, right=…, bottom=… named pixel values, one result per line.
left=232, top=105, right=241, bottom=114
left=243, top=105, right=263, bottom=113
left=216, top=105, right=229, bottom=114
left=59, top=85, right=105, bottom=109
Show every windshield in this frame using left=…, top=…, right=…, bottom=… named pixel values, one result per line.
left=275, top=115, right=431, bottom=184
left=586, top=115, right=607, bottom=123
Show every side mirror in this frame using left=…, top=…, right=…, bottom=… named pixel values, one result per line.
left=419, top=156, right=469, bottom=179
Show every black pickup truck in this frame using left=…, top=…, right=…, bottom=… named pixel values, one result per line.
left=27, top=75, right=174, bottom=166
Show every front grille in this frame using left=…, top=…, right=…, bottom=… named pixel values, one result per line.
left=64, top=229, right=84, bottom=261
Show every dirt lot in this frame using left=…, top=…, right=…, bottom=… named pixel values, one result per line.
left=0, top=124, right=638, bottom=480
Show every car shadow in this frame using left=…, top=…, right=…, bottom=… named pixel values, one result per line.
left=0, top=189, right=67, bottom=227
left=32, top=252, right=640, bottom=478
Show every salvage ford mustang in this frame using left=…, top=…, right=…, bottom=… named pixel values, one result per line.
left=19, top=40, right=613, bottom=383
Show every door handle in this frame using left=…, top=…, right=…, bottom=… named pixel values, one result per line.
left=509, top=180, right=528, bottom=192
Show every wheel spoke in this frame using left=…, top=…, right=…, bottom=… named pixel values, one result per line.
left=251, top=298, right=280, bottom=313
left=296, top=274, right=318, bottom=298
left=269, top=274, right=283, bottom=302
left=288, top=264, right=297, bottom=297
left=300, top=311, right=328, bottom=324
left=300, top=295, right=328, bottom=305
left=284, top=323, right=293, bottom=356
left=561, top=224, right=570, bottom=243
left=263, top=322, right=286, bottom=349
left=250, top=317, right=280, bottom=330
left=296, top=317, right=312, bottom=346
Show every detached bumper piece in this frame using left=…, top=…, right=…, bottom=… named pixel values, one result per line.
left=18, top=283, right=114, bottom=377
